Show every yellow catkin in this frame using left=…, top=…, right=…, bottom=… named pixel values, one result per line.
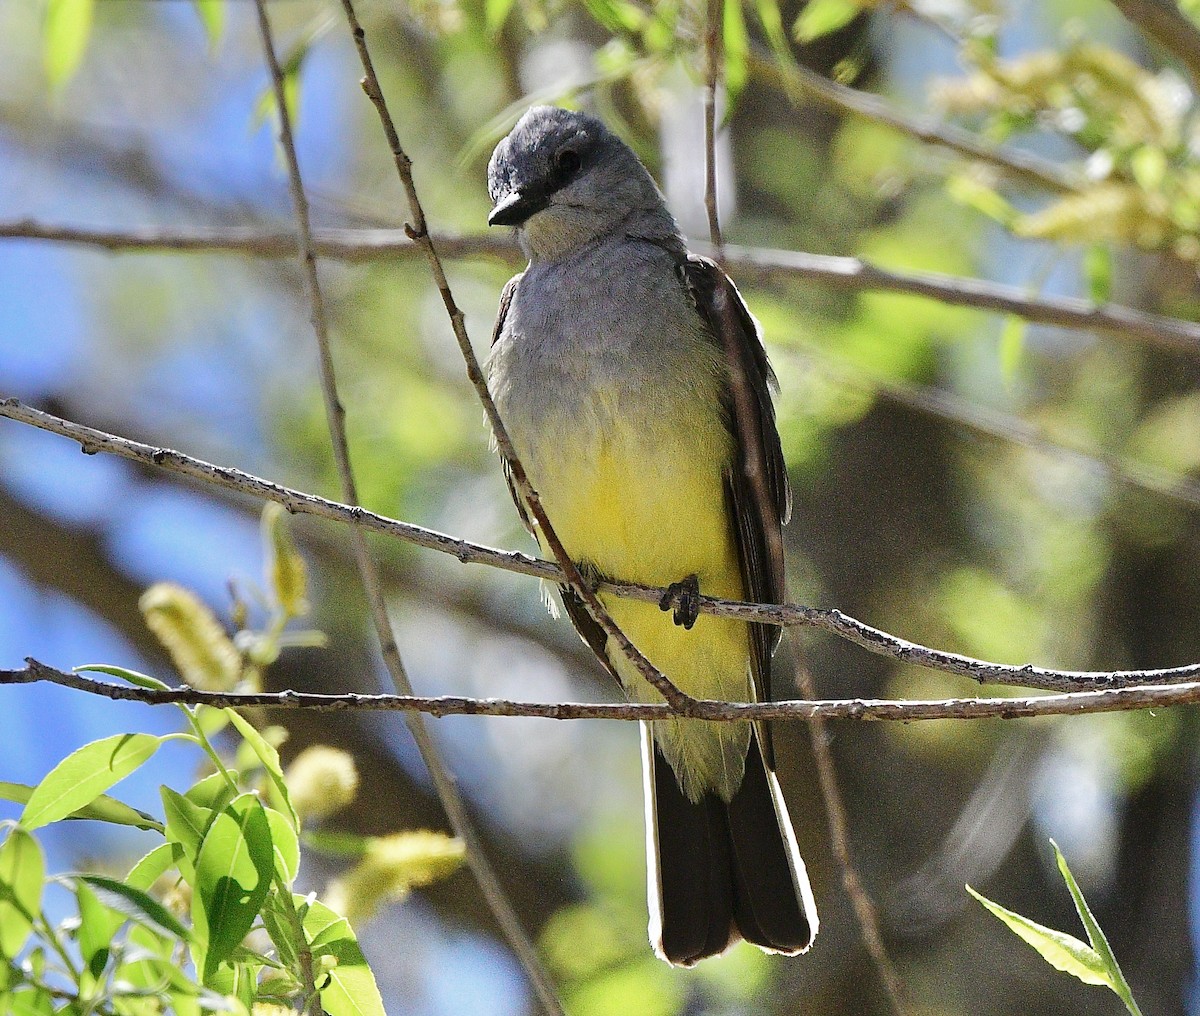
left=284, top=746, right=359, bottom=823
left=325, top=832, right=465, bottom=925
left=139, top=582, right=241, bottom=691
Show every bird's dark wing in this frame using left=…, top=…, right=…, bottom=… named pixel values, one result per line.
left=491, top=272, right=621, bottom=684
left=677, top=254, right=790, bottom=728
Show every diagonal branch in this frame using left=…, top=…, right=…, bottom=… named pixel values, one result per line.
left=6, top=220, right=1200, bottom=357
left=751, top=52, right=1084, bottom=195
left=1108, top=0, right=1200, bottom=83
left=334, top=0, right=690, bottom=719
left=7, top=396, right=1200, bottom=694
left=9, top=658, right=1200, bottom=722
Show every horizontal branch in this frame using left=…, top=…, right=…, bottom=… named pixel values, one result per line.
left=7, top=659, right=1200, bottom=722
left=4, top=220, right=1200, bottom=356
left=5, top=397, right=1200, bottom=696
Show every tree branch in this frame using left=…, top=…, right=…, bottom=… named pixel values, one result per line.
left=6, top=396, right=1200, bottom=695
left=9, top=658, right=1200, bottom=722
left=252, top=5, right=563, bottom=1013
left=5, top=220, right=1200, bottom=357
left=751, top=52, right=1084, bottom=195
left=335, top=0, right=690, bottom=721
left=1108, top=0, right=1200, bottom=83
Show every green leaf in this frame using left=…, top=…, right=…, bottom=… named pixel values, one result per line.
left=127, top=842, right=184, bottom=892
left=1084, top=244, right=1112, bottom=303
left=261, top=892, right=299, bottom=969
left=1052, top=841, right=1143, bottom=1015
left=0, top=780, right=162, bottom=832
left=0, top=827, right=44, bottom=959
left=224, top=711, right=298, bottom=829
left=4, top=987, right=53, bottom=1016
left=723, top=0, right=749, bottom=105
left=794, top=0, right=861, bottom=42
left=484, top=0, right=517, bottom=32
left=44, top=0, right=94, bottom=88
left=998, top=314, right=1026, bottom=381
left=945, top=173, right=1018, bottom=226
left=75, top=879, right=124, bottom=978
left=192, top=795, right=274, bottom=983
left=21, top=733, right=160, bottom=830
left=304, top=900, right=386, bottom=1016
left=265, top=808, right=299, bottom=885
left=163, top=787, right=213, bottom=865
left=76, top=874, right=190, bottom=941
left=303, top=829, right=374, bottom=857
left=76, top=663, right=170, bottom=691
left=966, top=884, right=1110, bottom=986
left=753, top=0, right=790, bottom=58
left=192, top=0, right=224, bottom=49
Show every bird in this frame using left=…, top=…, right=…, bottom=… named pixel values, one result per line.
left=484, top=105, right=818, bottom=966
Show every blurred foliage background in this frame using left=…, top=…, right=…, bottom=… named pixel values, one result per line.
left=3, top=0, right=1200, bottom=1012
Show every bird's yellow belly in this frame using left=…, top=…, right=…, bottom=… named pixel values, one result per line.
left=525, top=404, right=755, bottom=802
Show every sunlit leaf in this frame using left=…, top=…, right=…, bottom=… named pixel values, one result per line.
left=1084, top=244, right=1112, bottom=303
left=44, top=0, right=94, bottom=88
left=723, top=0, right=749, bottom=105
left=305, top=899, right=387, bottom=1016
left=966, top=884, right=1110, bottom=986
left=998, top=314, right=1026, bottom=381
left=192, top=0, right=225, bottom=49
left=484, top=0, right=517, bottom=33
left=76, top=874, right=191, bottom=941
left=0, top=780, right=162, bottom=832
left=225, top=711, right=298, bottom=830
left=21, top=733, right=160, bottom=830
left=265, top=808, right=300, bottom=885
left=1052, top=841, right=1143, bottom=1015
left=75, top=879, right=124, bottom=978
left=193, top=795, right=274, bottom=983
left=794, top=0, right=861, bottom=42
left=0, top=827, right=43, bottom=959
left=126, top=842, right=184, bottom=892
left=4, top=987, right=54, bottom=1016
left=76, top=664, right=170, bottom=691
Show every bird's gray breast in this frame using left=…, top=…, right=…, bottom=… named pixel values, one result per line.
left=487, top=239, right=723, bottom=474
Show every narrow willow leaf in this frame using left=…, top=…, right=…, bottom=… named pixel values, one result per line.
left=225, top=711, right=298, bottom=829
left=0, top=827, right=44, bottom=959
left=1052, top=841, right=1144, bottom=1015
left=265, top=808, right=300, bottom=885
left=5, top=986, right=54, bottom=1016
left=77, top=874, right=190, bottom=941
left=76, top=664, right=170, bottom=691
left=794, top=0, right=860, bottom=42
left=1084, top=244, right=1112, bottom=303
left=192, top=0, right=224, bottom=49
left=999, top=315, right=1026, bottom=381
left=162, top=787, right=216, bottom=862
left=0, top=780, right=162, bottom=832
left=75, top=880, right=123, bottom=978
left=723, top=0, right=750, bottom=106
left=304, top=900, right=386, bottom=1016
left=44, top=0, right=94, bottom=87
left=484, top=0, right=517, bottom=32
left=193, top=795, right=274, bottom=983
left=126, top=842, right=184, bottom=892
left=21, top=733, right=160, bottom=830
left=966, top=884, right=1111, bottom=987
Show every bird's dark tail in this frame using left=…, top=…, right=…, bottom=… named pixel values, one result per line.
left=642, top=725, right=818, bottom=966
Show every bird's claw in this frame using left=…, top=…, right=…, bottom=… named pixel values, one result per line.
left=659, top=575, right=701, bottom=630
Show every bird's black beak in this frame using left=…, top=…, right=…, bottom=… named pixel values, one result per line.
left=488, top=188, right=549, bottom=227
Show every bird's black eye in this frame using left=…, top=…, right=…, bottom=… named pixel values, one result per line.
left=555, top=148, right=582, bottom=177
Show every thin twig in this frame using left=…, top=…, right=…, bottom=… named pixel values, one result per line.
left=10, top=658, right=1200, bottom=721
left=751, top=51, right=1083, bottom=195
left=6, top=220, right=1200, bottom=357
left=794, top=666, right=908, bottom=1012
left=786, top=346, right=1200, bottom=511
left=706, top=14, right=905, bottom=1007
left=251, top=5, right=563, bottom=1013
left=335, top=0, right=689, bottom=717
left=8, top=396, right=1200, bottom=694
left=1108, top=0, right=1200, bottom=83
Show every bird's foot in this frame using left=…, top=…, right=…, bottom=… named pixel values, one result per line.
left=659, top=574, right=701, bottom=630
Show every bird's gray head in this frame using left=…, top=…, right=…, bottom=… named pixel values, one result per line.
left=487, top=106, right=676, bottom=260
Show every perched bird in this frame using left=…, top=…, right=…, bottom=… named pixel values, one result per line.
left=485, top=105, right=818, bottom=965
